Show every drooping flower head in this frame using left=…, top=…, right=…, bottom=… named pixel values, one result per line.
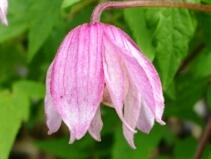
left=0, top=0, right=8, bottom=25
left=45, top=22, right=165, bottom=148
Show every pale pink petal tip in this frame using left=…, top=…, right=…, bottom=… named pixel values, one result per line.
left=88, top=109, right=103, bottom=141
left=0, top=16, right=8, bottom=25
left=45, top=95, right=62, bottom=135
left=0, top=0, right=8, bottom=25
left=157, top=119, right=166, bottom=125
left=69, top=134, right=75, bottom=144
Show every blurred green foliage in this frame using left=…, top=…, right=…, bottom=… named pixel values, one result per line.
left=0, top=0, right=211, bottom=159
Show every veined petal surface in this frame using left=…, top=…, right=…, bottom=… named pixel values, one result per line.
left=48, top=23, right=104, bottom=142
left=103, top=24, right=165, bottom=125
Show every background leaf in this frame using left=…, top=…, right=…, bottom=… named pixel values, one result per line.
left=62, top=0, right=81, bottom=9
left=0, top=90, right=29, bottom=159
left=124, top=8, right=155, bottom=60
left=36, top=137, right=95, bottom=159
left=146, top=8, right=197, bottom=90
left=112, top=125, right=172, bottom=159
left=27, top=0, right=62, bottom=61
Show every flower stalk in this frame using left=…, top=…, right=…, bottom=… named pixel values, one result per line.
left=91, top=0, right=211, bottom=22
left=193, top=117, right=211, bottom=159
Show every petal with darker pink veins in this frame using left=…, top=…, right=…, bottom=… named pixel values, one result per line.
left=49, top=23, right=104, bottom=141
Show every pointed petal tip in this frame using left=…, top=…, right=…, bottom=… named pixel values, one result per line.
left=125, top=137, right=136, bottom=149
left=122, top=118, right=137, bottom=133
left=90, top=133, right=102, bottom=142
left=47, top=130, right=53, bottom=135
left=127, top=138, right=137, bottom=149
left=69, top=136, right=75, bottom=144
left=131, top=144, right=136, bottom=150
left=138, top=127, right=153, bottom=134
left=46, top=124, right=60, bottom=135
left=0, top=8, right=8, bottom=26
left=142, top=129, right=151, bottom=134
left=89, top=129, right=102, bottom=142
left=70, top=123, right=90, bottom=141
left=96, top=137, right=102, bottom=142
left=124, top=131, right=136, bottom=149
left=1, top=18, right=8, bottom=26
left=123, top=126, right=138, bottom=150
left=156, top=118, right=166, bottom=125
left=89, top=130, right=101, bottom=142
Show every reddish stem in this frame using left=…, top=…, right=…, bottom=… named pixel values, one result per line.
left=193, top=118, right=211, bottom=159
left=91, top=0, right=211, bottom=22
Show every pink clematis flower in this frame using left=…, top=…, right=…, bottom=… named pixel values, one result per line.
left=45, top=22, right=165, bottom=148
left=0, top=0, right=8, bottom=25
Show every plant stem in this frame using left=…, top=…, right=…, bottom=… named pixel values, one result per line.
left=193, top=118, right=211, bottom=159
left=91, top=0, right=211, bottom=22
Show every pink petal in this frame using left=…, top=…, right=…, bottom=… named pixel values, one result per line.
left=88, top=108, right=103, bottom=141
left=123, top=81, right=141, bottom=149
left=104, top=24, right=165, bottom=124
left=0, top=0, right=8, bottom=25
left=103, top=34, right=155, bottom=148
left=45, top=64, right=62, bottom=135
left=102, top=34, right=136, bottom=133
left=50, top=23, right=104, bottom=141
left=137, top=104, right=155, bottom=133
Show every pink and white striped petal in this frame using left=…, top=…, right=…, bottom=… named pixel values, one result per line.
left=49, top=23, right=104, bottom=141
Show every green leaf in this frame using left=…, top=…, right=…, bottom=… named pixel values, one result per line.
left=0, top=44, right=25, bottom=83
left=0, top=0, right=30, bottom=42
left=36, top=137, right=95, bottom=159
left=27, top=0, right=62, bottom=62
left=201, top=0, right=211, bottom=4
left=175, top=135, right=211, bottom=159
left=175, top=137, right=196, bottom=159
left=188, top=48, right=211, bottom=79
left=124, top=9, right=155, bottom=60
left=0, top=80, right=44, bottom=159
left=145, top=8, right=197, bottom=90
left=13, top=80, right=45, bottom=100
left=112, top=125, right=172, bottom=159
left=199, top=14, right=211, bottom=47
left=155, top=156, right=171, bottom=159
left=62, top=0, right=80, bottom=9
left=202, top=144, right=211, bottom=159
left=165, top=75, right=207, bottom=122
left=0, top=90, right=30, bottom=159
left=207, top=85, right=211, bottom=109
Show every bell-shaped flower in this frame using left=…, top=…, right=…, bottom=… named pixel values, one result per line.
left=45, top=22, right=165, bottom=148
left=0, top=0, right=8, bottom=25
